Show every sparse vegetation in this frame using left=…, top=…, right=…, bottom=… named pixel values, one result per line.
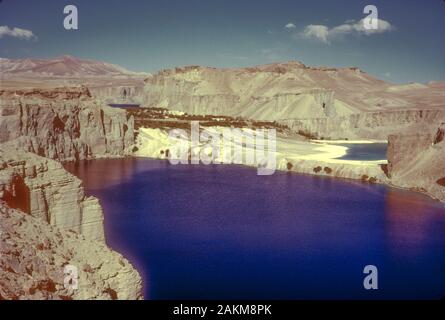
left=287, top=162, right=293, bottom=170
left=298, top=130, right=318, bottom=140
left=369, top=177, right=377, bottom=184
left=361, top=175, right=378, bottom=183
left=123, top=106, right=291, bottom=133
left=379, top=164, right=390, bottom=178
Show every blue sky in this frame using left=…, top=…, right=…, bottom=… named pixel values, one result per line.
left=1, top=0, right=444, bottom=83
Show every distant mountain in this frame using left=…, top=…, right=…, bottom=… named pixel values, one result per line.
left=0, top=55, right=147, bottom=78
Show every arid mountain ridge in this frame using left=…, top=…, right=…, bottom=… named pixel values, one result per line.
left=145, top=61, right=445, bottom=115
left=0, top=55, right=147, bottom=78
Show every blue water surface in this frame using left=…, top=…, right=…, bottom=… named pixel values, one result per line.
left=65, top=158, right=445, bottom=300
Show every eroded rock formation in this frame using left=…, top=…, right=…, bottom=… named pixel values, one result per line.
left=0, top=87, right=134, bottom=162
left=0, top=86, right=142, bottom=299
left=0, top=202, right=142, bottom=300
left=142, top=62, right=445, bottom=140
left=387, top=123, right=445, bottom=201
left=281, top=109, right=445, bottom=140
left=0, top=147, right=104, bottom=241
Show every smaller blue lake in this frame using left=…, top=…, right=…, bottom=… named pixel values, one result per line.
left=335, top=143, right=388, bottom=161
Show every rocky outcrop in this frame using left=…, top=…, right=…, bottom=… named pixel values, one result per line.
left=0, top=147, right=104, bottom=241
left=279, top=109, right=445, bottom=140
left=0, top=87, right=134, bottom=162
left=0, top=202, right=143, bottom=300
left=387, top=123, right=445, bottom=201
left=0, top=87, right=142, bottom=299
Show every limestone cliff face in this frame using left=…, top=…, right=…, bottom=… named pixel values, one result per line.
left=0, top=202, right=143, bottom=300
left=387, top=124, right=445, bottom=201
left=143, top=64, right=350, bottom=120
left=0, top=87, right=142, bottom=299
left=142, top=63, right=444, bottom=140
left=0, top=87, right=134, bottom=162
left=0, top=148, right=104, bottom=241
left=280, top=109, right=445, bottom=140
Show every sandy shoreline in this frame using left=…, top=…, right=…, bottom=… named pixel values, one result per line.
left=134, top=127, right=388, bottom=184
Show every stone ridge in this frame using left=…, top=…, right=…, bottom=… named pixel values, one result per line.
left=0, top=202, right=143, bottom=300
left=0, top=147, right=104, bottom=241
left=142, top=62, right=445, bottom=138
left=0, top=87, right=135, bottom=162
left=0, top=87, right=142, bottom=299
left=387, top=123, right=445, bottom=201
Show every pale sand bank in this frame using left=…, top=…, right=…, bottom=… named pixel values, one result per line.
left=135, top=128, right=387, bottom=174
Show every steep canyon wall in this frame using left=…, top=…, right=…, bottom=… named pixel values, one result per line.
left=0, top=87, right=142, bottom=299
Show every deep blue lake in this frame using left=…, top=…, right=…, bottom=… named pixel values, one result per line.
left=65, top=158, right=445, bottom=300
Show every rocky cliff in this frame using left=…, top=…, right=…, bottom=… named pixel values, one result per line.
left=0, top=202, right=143, bottom=300
left=387, top=124, right=445, bottom=201
left=0, top=86, right=142, bottom=299
left=143, top=63, right=354, bottom=120
left=0, top=87, right=135, bottom=162
left=280, top=109, right=445, bottom=140
left=0, top=147, right=104, bottom=241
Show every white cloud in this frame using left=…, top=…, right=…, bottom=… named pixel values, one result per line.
left=302, top=25, right=329, bottom=43
left=284, top=23, right=296, bottom=30
left=0, top=26, right=37, bottom=40
left=301, top=18, right=394, bottom=43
